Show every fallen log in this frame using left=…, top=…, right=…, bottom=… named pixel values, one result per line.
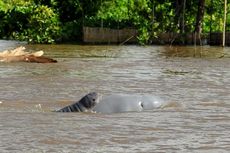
left=0, top=46, right=57, bottom=63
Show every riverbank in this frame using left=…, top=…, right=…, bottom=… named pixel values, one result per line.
left=1, top=30, right=229, bottom=47
left=83, top=27, right=229, bottom=46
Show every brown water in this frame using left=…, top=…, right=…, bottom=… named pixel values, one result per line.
left=1, top=40, right=230, bottom=152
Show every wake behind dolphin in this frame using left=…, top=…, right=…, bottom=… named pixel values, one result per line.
left=56, top=92, right=165, bottom=114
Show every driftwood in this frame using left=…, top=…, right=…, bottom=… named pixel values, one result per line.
left=0, top=46, right=57, bottom=63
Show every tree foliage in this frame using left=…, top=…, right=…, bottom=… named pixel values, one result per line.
left=0, top=0, right=60, bottom=43
left=0, top=0, right=229, bottom=44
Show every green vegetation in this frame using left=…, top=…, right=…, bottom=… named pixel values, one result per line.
left=0, top=0, right=60, bottom=43
left=0, top=0, right=229, bottom=44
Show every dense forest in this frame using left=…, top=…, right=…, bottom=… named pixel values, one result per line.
left=0, top=0, right=229, bottom=44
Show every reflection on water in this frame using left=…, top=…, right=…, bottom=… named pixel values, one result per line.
left=162, top=45, right=229, bottom=58
left=1, top=41, right=230, bottom=152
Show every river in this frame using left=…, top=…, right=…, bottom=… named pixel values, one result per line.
left=0, top=40, right=230, bottom=152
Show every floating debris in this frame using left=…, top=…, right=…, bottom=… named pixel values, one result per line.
left=0, top=46, right=57, bottom=63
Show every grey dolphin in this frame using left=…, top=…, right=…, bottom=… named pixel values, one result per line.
left=56, top=93, right=164, bottom=114
left=56, top=92, right=100, bottom=112
left=93, top=94, right=143, bottom=113
left=93, top=94, right=164, bottom=114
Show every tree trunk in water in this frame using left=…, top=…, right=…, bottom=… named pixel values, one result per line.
left=194, top=0, right=205, bottom=45
left=173, top=0, right=186, bottom=44
left=223, top=0, right=227, bottom=47
left=174, top=0, right=184, bottom=33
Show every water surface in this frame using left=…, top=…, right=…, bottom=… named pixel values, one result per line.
left=1, top=41, right=230, bottom=152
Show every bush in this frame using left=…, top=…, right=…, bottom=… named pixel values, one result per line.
left=5, top=6, right=31, bottom=39
left=0, top=9, right=7, bottom=38
left=61, top=20, right=82, bottom=42
left=25, top=5, right=61, bottom=43
left=2, top=5, right=61, bottom=43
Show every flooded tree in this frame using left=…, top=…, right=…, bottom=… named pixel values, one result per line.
left=194, top=0, right=205, bottom=45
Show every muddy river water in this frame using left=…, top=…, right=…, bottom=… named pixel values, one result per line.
left=0, top=40, right=230, bottom=152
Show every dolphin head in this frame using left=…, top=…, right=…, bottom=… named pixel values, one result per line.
left=79, top=92, right=101, bottom=109
left=141, top=96, right=164, bottom=110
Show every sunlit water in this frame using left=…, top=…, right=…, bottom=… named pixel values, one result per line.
left=1, top=40, right=230, bottom=152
